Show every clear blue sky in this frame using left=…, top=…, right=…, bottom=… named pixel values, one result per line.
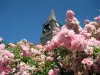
left=0, top=0, right=100, bottom=44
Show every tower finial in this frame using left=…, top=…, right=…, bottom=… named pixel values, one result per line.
left=48, top=9, right=57, bottom=21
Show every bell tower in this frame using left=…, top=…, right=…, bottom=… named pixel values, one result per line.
left=40, top=9, right=61, bottom=45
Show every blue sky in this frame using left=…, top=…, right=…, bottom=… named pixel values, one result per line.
left=0, top=0, right=100, bottom=44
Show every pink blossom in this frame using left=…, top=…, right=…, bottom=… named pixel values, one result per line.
left=89, top=22, right=98, bottom=28
left=97, top=28, right=100, bottom=34
left=45, top=44, right=53, bottom=51
left=23, top=51, right=30, bottom=56
left=36, top=44, right=43, bottom=49
left=84, top=24, right=96, bottom=33
left=66, top=18, right=73, bottom=22
left=15, top=62, right=35, bottom=75
left=46, top=25, right=76, bottom=50
left=81, top=58, right=93, bottom=66
left=8, top=43, right=16, bottom=47
left=54, top=68, right=60, bottom=74
left=21, top=45, right=29, bottom=51
left=71, top=34, right=87, bottom=51
left=0, top=50, right=14, bottom=67
left=94, top=15, right=100, bottom=22
left=46, top=57, right=54, bottom=61
left=40, top=55, right=46, bottom=61
left=0, top=66, right=11, bottom=75
left=96, top=28, right=100, bottom=39
left=21, top=45, right=30, bottom=56
left=48, top=69, right=55, bottom=75
left=3, top=50, right=14, bottom=58
left=80, top=30, right=91, bottom=39
left=0, top=37, right=3, bottom=42
left=60, top=25, right=69, bottom=35
left=84, top=19, right=90, bottom=25
left=63, top=34, right=74, bottom=49
left=71, top=17, right=80, bottom=25
left=60, top=30, right=75, bottom=49
left=84, top=46, right=93, bottom=55
left=45, top=34, right=63, bottom=51
left=51, top=35, right=63, bottom=47
left=48, top=68, right=60, bottom=75
left=66, top=14, right=81, bottom=34
left=0, top=43, right=5, bottom=50
left=87, top=37, right=100, bottom=47
left=17, top=62, right=30, bottom=71
left=66, top=10, right=75, bottom=19
left=31, top=48, right=41, bottom=55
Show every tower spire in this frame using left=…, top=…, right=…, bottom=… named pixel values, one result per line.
left=40, top=9, right=61, bottom=45
left=48, top=9, right=57, bottom=22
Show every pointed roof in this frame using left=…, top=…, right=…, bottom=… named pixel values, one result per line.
left=48, top=9, right=57, bottom=22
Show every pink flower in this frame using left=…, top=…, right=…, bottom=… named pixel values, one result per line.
left=17, top=62, right=30, bottom=71
left=71, top=35, right=87, bottom=51
left=36, top=44, right=43, bottom=49
left=46, top=57, right=54, bottom=61
left=60, top=25, right=69, bottom=35
left=89, top=22, right=98, bottom=28
left=84, top=19, right=90, bottom=25
left=84, top=24, right=96, bottom=33
left=3, top=50, right=14, bottom=58
left=71, top=17, right=80, bottom=25
left=21, top=45, right=30, bottom=56
left=0, top=37, right=3, bottom=42
left=45, top=34, right=63, bottom=51
left=66, top=10, right=75, bottom=19
left=21, top=45, right=29, bottom=51
left=48, top=68, right=60, bottom=75
left=81, top=58, right=93, bottom=66
left=84, top=46, right=93, bottom=55
left=80, top=30, right=91, bottom=39
left=15, top=62, right=34, bottom=75
left=54, top=68, right=60, bottom=74
left=66, top=18, right=73, bottom=22
left=0, top=50, right=14, bottom=66
left=94, top=15, right=100, bottom=22
left=97, top=28, right=100, bottom=33
left=63, top=35, right=74, bottom=49
left=48, top=69, right=55, bottom=75
left=0, top=66, right=11, bottom=75
left=87, top=37, right=100, bottom=47
left=31, top=48, right=41, bottom=55
left=23, top=51, right=30, bottom=56
left=8, top=43, right=16, bottom=47
left=0, top=43, right=5, bottom=50
left=45, top=44, right=53, bottom=51
left=96, top=28, right=100, bottom=38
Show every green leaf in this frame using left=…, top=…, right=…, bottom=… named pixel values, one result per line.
left=94, top=47, right=100, bottom=53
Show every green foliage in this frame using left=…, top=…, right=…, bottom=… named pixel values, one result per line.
left=21, top=56, right=38, bottom=67
left=54, top=47, right=68, bottom=59
left=6, top=46, right=22, bottom=60
left=93, top=47, right=100, bottom=59
left=40, top=61, right=55, bottom=75
left=94, top=47, right=100, bottom=53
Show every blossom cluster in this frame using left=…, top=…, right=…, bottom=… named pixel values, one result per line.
left=0, top=38, right=54, bottom=75
left=0, top=10, right=100, bottom=75
left=45, top=10, right=100, bottom=75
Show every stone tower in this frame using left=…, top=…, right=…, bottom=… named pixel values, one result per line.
left=40, top=9, right=61, bottom=45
